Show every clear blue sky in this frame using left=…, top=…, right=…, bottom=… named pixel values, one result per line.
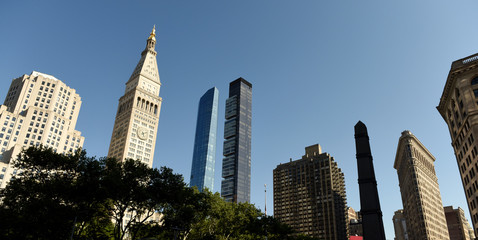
left=1, top=1, right=478, bottom=239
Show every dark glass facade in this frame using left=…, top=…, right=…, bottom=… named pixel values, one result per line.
left=221, top=78, right=252, bottom=203
left=190, top=87, right=219, bottom=192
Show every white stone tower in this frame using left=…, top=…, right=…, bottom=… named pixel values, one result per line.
left=0, top=71, right=84, bottom=188
left=107, top=26, right=162, bottom=167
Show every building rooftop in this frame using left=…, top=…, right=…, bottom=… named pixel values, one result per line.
left=31, top=71, right=60, bottom=81
left=451, top=53, right=478, bottom=71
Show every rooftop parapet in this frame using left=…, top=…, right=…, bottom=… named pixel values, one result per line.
left=451, top=53, right=478, bottom=71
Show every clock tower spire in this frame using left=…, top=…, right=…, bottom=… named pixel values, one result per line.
left=107, top=27, right=163, bottom=167
left=146, top=25, right=156, bottom=50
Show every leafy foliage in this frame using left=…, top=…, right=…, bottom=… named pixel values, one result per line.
left=0, top=147, right=317, bottom=240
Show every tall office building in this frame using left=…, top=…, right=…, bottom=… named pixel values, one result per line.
left=221, top=78, right=252, bottom=203
left=190, top=87, right=219, bottom=192
left=392, top=209, right=409, bottom=240
left=273, top=144, right=348, bottom=239
left=438, top=53, right=478, bottom=235
left=0, top=71, right=84, bottom=188
left=394, top=130, right=450, bottom=240
left=107, top=27, right=162, bottom=167
left=444, top=206, right=473, bottom=240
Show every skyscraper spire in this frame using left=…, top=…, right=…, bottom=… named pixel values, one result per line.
left=129, top=26, right=160, bottom=84
left=354, top=121, right=386, bottom=239
left=145, top=25, right=157, bottom=52
left=148, top=25, right=156, bottom=42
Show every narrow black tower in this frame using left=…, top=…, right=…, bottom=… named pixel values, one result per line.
left=354, top=121, right=386, bottom=240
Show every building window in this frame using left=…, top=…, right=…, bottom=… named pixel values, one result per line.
left=472, top=77, right=478, bottom=85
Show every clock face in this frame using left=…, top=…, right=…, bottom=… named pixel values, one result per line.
left=137, top=127, right=148, bottom=140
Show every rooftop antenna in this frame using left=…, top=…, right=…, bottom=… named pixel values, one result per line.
left=264, top=184, right=267, bottom=216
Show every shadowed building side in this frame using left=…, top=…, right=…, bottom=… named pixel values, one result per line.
left=393, top=209, right=409, bottom=240
left=354, top=121, right=386, bottom=240
left=221, top=78, right=252, bottom=203
left=437, top=52, right=478, bottom=235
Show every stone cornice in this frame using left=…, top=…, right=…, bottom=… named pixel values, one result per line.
left=438, top=53, right=478, bottom=119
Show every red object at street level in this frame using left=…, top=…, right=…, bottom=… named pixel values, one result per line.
left=349, top=236, right=363, bottom=240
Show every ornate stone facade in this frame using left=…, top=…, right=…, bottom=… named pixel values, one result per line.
left=107, top=27, right=162, bottom=167
left=438, top=53, right=478, bottom=236
left=394, top=131, right=450, bottom=240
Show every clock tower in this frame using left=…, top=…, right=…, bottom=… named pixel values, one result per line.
left=107, top=26, right=162, bottom=167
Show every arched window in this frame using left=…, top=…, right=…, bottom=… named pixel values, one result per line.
left=472, top=76, right=478, bottom=85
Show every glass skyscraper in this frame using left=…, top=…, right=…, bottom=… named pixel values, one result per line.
left=190, top=87, right=219, bottom=192
left=221, top=78, right=252, bottom=203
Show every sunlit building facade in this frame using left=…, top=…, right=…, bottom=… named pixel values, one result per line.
left=273, top=144, right=348, bottom=239
left=190, top=87, right=219, bottom=192
left=107, top=27, right=162, bottom=167
left=394, top=130, right=450, bottom=240
left=0, top=71, right=84, bottom=188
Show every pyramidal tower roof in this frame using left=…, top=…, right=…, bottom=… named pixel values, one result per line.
left=128, top=26, right=161, bottom=84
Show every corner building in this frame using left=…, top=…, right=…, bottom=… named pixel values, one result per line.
left=107, top=27, right=162, bottom=167
left=394, top=131, right=450, bottom=240
left=221, top=78, right=252, bottom=203
left=190, top=87, right=219, bottom=192
left=273, top=144, right=348, bottom=239
left=438, top=53, right=478, bottom=235
left=0, top=71, right=84, bottom=188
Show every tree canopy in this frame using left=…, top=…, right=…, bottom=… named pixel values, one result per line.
left=0, top=146, right=317, bottom=240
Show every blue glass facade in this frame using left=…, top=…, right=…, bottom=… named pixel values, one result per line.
left=221, top=78, right=252, bottom=203
left=190, top=87, right=219, bottom=192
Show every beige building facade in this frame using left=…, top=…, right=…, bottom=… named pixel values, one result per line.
left=394, top=130, right=450, bottom=240
left=0, top=71, right=84, bottom=188
left=438, top=53, right=478, bottom=236
left=273, top=144, right=348, bottom=240
left=107, top=27, right=162, bottom=167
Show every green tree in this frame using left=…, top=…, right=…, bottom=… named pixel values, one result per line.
left=0, top=146, right=187, bottom=240
left=160, top=187, right=212, bottom=239
left=0, top=146, right=112, bottom=240
left=0, top=146, right=312, bottom=240
left=102, top=158, right=186, bottom=240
